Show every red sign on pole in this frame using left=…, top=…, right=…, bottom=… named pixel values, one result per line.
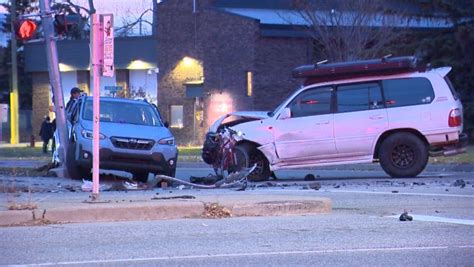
left=100, top=14, right=114, bottom=77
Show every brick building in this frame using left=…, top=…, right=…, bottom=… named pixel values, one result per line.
left=157, top=0, right=313, bottom=145
left=24, top=36, right=158, bottom=139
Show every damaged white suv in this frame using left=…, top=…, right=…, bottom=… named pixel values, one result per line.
left=204, top=56, right=468, bottom=181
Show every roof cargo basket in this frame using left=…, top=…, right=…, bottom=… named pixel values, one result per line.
left=293, top=56, right=425, bottom=85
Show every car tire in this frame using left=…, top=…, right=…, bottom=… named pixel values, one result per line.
left=66, top=142, right=90, bottom=180
left=234, top=144, right=271, bottom=182
left=379, top=132, right=428, bottom=178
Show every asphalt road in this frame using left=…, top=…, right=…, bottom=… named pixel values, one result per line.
left=1, top=208, right=472, bottom=266
left=1, top=163, right=473, bottom=266
left=1, top=167, right=474, bottom=266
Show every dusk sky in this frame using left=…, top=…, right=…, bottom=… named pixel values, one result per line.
left=0, top=0, right=155, bottom=31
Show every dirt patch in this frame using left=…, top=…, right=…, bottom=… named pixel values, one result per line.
left=202, top=203, right=232, bottom=219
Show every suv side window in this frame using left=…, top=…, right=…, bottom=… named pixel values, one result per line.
left=382, top=77, right=434, bottom=108
left=337, top=82, right=383, bottom=113
left=289, top=87, right=332, bottom=118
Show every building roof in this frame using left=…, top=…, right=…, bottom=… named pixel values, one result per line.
left=212, top=0, right=452, bottom=15
left=211, top=0, right=455, bottom=38
left=218, top=8, right=453, bottom=28
left=24, top=36, right=157, bottom=72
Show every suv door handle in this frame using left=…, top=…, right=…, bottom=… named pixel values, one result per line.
left=315, top=120, right=329, bottom=125
left=369, top=116, right=384, bottom=120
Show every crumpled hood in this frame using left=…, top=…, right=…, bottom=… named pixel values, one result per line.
left=81, top=120, right=173, bottom=140
left=209, top=111, right=270, bottom=132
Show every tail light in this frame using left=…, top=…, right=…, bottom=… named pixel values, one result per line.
left=448, top=108, right=462, bottom=127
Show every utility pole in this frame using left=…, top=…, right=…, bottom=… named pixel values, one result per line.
left=90, top=13, right=101, bottom=200
left=39, top=0, right=69, bottom=176
left=9, top=0, right=19, bottom=144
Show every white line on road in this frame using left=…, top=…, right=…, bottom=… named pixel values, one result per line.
left=262, top=189, right=474, bottom=198
left=387, top=214, right=474, bottom=226
left=326, top=190, right=474, bottom=198
left=14, top=245, right=474, bottom=266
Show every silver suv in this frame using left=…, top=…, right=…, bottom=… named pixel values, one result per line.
left=64, top=96, right=177, bottom=181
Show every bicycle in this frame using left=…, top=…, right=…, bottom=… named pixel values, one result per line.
left=213, top=127, right=247, bottom=178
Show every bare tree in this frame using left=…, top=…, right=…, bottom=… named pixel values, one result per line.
left=280, top=0, right=411, bottom=62
left=57, top=0, right=156, bottom=37
left=115, top=8, right=152, bottom=37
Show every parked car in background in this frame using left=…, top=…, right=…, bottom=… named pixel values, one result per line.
left=204, top=56, right=468, bottom=181
left=54, top=96, right=177, bottom=182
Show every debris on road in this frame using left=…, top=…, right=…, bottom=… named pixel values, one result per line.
left=308, top=182, right=321, bottom=190
left=453, top=179, right=466, bottom=188
left=157, top=165, right=256, bottom=190
left=202, top=202, right=231, bottom=218
left=190, top=175, right=220, bottom=185
left=123, top=181, right=138, bottom=190
left=399, top=211, right=413, bottom=221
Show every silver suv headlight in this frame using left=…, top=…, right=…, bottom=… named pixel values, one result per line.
left=158, top=137, right=175, bottom=145
left=81, top=129, right=106, bottom=140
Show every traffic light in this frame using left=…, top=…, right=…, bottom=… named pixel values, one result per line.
left=15, top=19, right=37, bottom=41
left=54, top=14, right=81, bottom=35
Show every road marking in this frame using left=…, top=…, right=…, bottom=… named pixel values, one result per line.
left=262, top=189, right=474, bottom=198
left=15, top=245, right=474, bottom=266
left=387, top=214, right=474, bottom=226
left=326, top=190, right=474, bottom=198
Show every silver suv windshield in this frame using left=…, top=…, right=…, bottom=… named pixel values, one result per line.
left=82, top=100, right=163, bottom=127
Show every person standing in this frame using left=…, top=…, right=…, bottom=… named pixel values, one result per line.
left=51, top=118, right=56, bottom=155
left=39, top=116, right=54, bottom=154
left=65, top=87, right=82, bottom=115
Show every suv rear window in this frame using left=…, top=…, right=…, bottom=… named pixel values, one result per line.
left=382, top=77, right=434, bottom=108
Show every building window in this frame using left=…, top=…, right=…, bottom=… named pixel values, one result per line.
left=246, top=71, right=253, bottom=97
left=170, top=105, right=184, bottom=128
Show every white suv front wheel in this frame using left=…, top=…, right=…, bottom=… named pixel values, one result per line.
left=234, top=144, right=271, bottom=182
left=379, top=132, right=429, bottom=178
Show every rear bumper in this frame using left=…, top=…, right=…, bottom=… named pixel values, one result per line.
left=429, top=133, right=468, bottom=157
left=77, top=145, right=177, bottom=174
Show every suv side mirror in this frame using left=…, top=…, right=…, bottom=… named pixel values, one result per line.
left=164, top=121, right=170, bottom=128
left=279, top=107, right=291, bottom=120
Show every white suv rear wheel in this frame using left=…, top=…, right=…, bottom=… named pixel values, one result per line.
left=379, top=132, right=428, bottom=178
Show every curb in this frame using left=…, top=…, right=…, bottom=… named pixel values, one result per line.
left=0, top=196, right=331, bottom=226
left=228, top=200, right=330, bottom=217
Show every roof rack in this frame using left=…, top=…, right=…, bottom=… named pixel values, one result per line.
left=292, top=56, right=426, bottom=85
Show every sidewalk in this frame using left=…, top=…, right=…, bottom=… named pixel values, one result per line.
left=0, top=187, right=331, bottom=226
left=0, top=141, right=43, bottom=148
